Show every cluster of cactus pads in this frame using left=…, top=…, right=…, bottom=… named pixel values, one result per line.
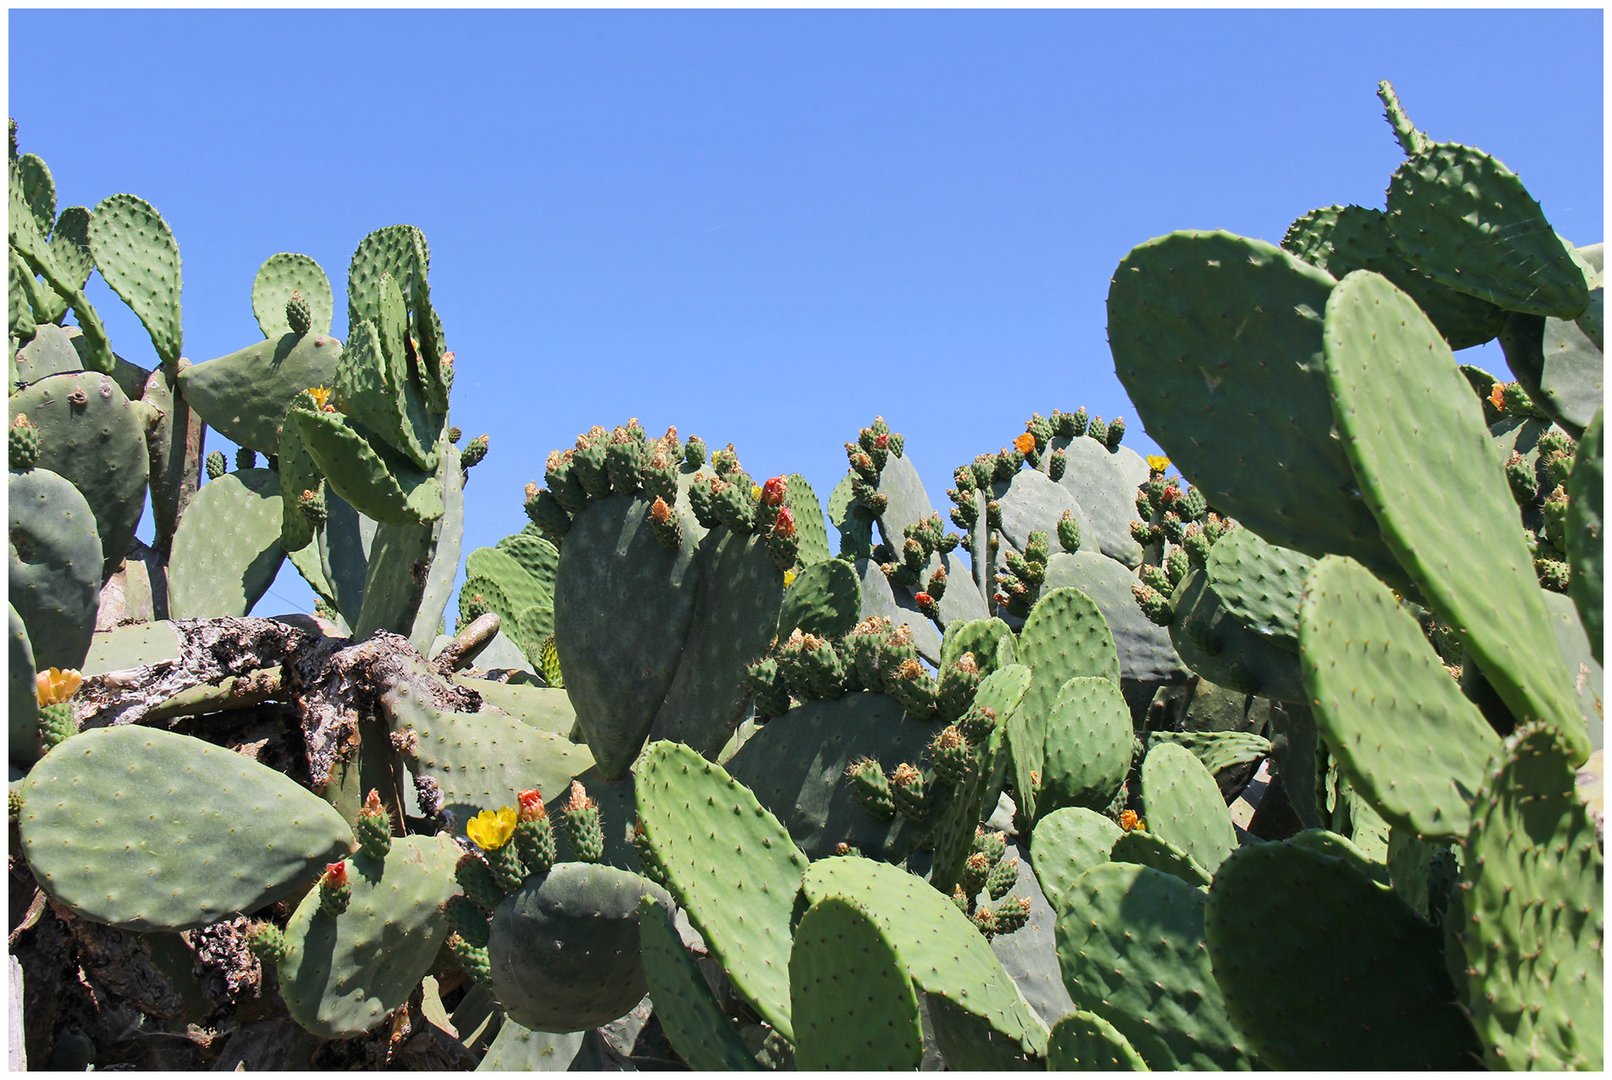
left=6, top=82, right=1602, bottom=1071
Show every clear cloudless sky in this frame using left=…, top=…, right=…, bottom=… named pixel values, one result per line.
left=8, top=8, right=1605, bottom=619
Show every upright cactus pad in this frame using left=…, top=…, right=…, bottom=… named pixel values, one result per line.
left=790, top=895, right=923, bottom=1070
left=168, top=468, right=285, bottom=619
left=251, top=252, right=334, bottom=340
left=86, top=192, right=183, bottom=365
left=1140, top=741, right=1236, bottom=876
left=637, top=897, right=757, bottom=1070
left=9, top=465, right=100, bottom=671
left=1046, top=1008, right=1149, bottom=1070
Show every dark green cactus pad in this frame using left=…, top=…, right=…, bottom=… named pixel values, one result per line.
left=381, top=673, right=593, bottom=835
left=1140, top=741, right=1235, bottom=875
left=168, top=468, right=284, bottom=619
left=86, top=193, right=182, bottom=365
left=1461, top=723, right=1603, bottom=1070
left=488, top=862, right=671, bottom=1033
left=44, top=206, right=95, bottom=323
left=803, top=856, right=1046, bottom=1059
left=1568, top=408, right=1603, bottom=663
left=1109, top=828, right=1211, bottom=888
left=784, top=473, right=832, bottom=566
left=637, top=897, right=757, bottom=1070
left=1531, top=244, right=1602, bottom=434
left=776, top=556, right=859, bottom=639
left=354, top=517, right=434, bottom=642
left=867, top=448, right=934, bottom=544
left=1205, top=833, right=1478, bottom=1069
left=278, top=834, right=460, bottom=1038
left=1041, top=551, right=1187, bottom=682
left=827, top=472, right=874, bottom=560
left=1283, top=203, right=1503, bottom=350
left=1167, top=568, right=1305, bottom=702
left=1205, top=527, right=1313, bottom=651
left=1544, top=591, right=1603, bottom=751
left=1385, top=826, right=1461, bottom=924
left=1148, top=728, right=1271, bottom=785
left=19, top=725, right=354, bottom=931
left=1325, top=269, right=1586, bottom=759
left=294, top=406, right=443, bottom=526
left=14, top=152, right=55, bottom=242
left=403, top=431, right=464, bottom=651
left=790, top=895, right=924, bottom=1070
left=555, top=494, right=702, bottom=778
left=1109, top=231, right=1400, bottom=581
left=1051, top=435, right=1145, bottom=567
left=181, top=332, right=342, bottom=454
left=1054, top=861, right=1252, bottom=1069
left=475, top=1020, right=583, bottom=1071
left=11, top=370, right=148, bottom=580
left=10, top=250, right=38, bottom=338
left=635, top=741, right=808, bottom=1042
left=1300, top=556, right=1499, bottom=839
left=1386, top=143, right=1589, bottom=319
left=273, top=399, right=323, bottom=555
left=1046, top=1008, right=1148, bottom=1070
left=650, top=528, right=784, bottom=757
left=251, top=252, right=333, bottom=340
left=9, top=466, right=100, bottom=671
left=724, top=691, right=931, bottom=860
left=993, top=466, right=1086, bottom=555
left=9, top=603, right=39, bottom=768
left=496, top=524, right=560, bottom=580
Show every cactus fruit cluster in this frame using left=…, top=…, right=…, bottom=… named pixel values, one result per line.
left=7, top=82, right=1601, bottom=1071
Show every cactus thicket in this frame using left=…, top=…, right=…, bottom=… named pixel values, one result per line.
left=5, top=81, right=1600, bottom=1071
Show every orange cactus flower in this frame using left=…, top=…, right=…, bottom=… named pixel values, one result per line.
left=1489, top=382, right=1506, bottom=409
left=1013, top=432, right=1036, bottom=455
left=36, top=668, right=82, bottom=707
left=1118, top=809, right=1144, bottom=832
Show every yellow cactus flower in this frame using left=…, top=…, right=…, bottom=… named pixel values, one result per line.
left=1013, top=432, right=1036, bottom=455
left=466, top=806, right=518, bottom=851
left=1146, top=455, right=1171, bottom=473
left=751, top=483, right=763, bottom=501
left=783, top=569, right=797, bottom=588
left=306, top=386, right=333, bottom=410
left=36, top=668, right=82, bottom=707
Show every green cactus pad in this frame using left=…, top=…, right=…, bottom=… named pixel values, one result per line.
left=294, top=406, right=443, bottom=525
left=1017, top=587, right=1120, bottom=730
left=9, top=466, right=100, bottom=671
left=635, top=741, right=808, bottom=1042
left=334, top=312, right=438, bottom=473
left=1567, top=408, right=1603, bottom=663
left=476, top=1020, right=583, bottom=1071
left=1109, top=829, right=1211, bottom=888
left=940, top=616, right=1017, bottom=674
left=1046, top=1008, right=1149, bottom=1070
left=168, top=468, right=284, bottom=619
left=86, top=193, right=182, bottom=365
left=1325, top=269, right=1586, bottom=760
left=1139, top=741, right=1236, bottom=875
left=854, top=558, right=943, bottom=662
left=9, top=604, right=39, bottom=767
left=637, top=897, right=757, bottom=1070
left=1205, top=833, right=1478, bottom=1069
left=1461, top=723, right=1603, bottom=1070
left=381, top=672, right=593, bottom=834
left=1014, top=676, right=1131, bottom=826
left=80, top=620, right=182, bottom=677
left=464, top=545, right=554, bottom=657
left=14, top=152, right=55, bottom=239
left=1054, top=861, right=1252, bottom=1069
left=11, top=370, right=148, bottom=579
left=1282, top=203, right=1502, bottom=350
left=18, top=725, right=354, bottom=930
left=1386, top=143, right=1589, bottom=319
left=803, top=856, right=1046, bottom=1058
left=790, top=895, right=924, bottom=1070
left=180, top=332, right=343, bottom=454
left=650, top=528, right=784, bottom=757
left=1108, top=230, right=1398, bottom=580
left=488, top=862, right=671, bottom=1033
left=927, top=663, right=1030, bottom=893
left=1030, top=806, right=1119, bottom=903
left=776, top=556, right=859, bottom=639
left=993, top=466, right=1084, bottom=554
left=45, top=205, right=95, bottom=323
left=555, top=495, right=703, bottom=778
left=12, top=323, right=85, bottom=388
left=1204, top=527, right=1312, bottom=650
left=1168, top=568, right=1305, bottom=702
left=278, top=834, right=460, bottom=1038
left=1148, top=729, right=1271, bottom=782
left=784, top=473, right=832, bottom=566
left=1300, top=556, right=1499, bottom=839
left=454, top=678, right=576, bottom=738
left=251, top=252, right=333, bottom=340
left=401, top=433, right=464, bottom=651
left=1040, top=552, right=1186, bottom=683
left=1051, top=436, right=1146, bottom=567
left=724, top=691, right=932, bottom=860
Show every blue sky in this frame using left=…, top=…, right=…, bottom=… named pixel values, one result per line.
left=9, top=9, right=1604, bottom=619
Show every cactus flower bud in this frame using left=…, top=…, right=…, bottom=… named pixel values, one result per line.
left=561, top=780, right=605, bottom=863
left=9, top=415, right=39, bottom=471
left=320, top=860, right=352, bottom=915
left=355, top=789, right=392, bottom=859
left=760, top=475, right=788, bottom=507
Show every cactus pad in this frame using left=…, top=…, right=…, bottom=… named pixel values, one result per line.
left=251, top=252, right=333, bottom=340
left=790, top=895, right=923, bottom=1070
left=168, top=468, right=284, bottom=619
left=637, top=897, right=756, bottom=1070
left=1046, top=1008, right=1149, bottom=1070
left=1140, top=741, right=1236, bottom=875
left=9, top=466, right=100, bottom=671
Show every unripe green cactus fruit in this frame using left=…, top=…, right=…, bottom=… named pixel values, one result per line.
left=8, top=416, right=39, bottom=470
left=204, top=449, right=226, bottom=480
left=353, top=789, right=392, bottom=859
left=286, top=289, right=313, bottom=336
left=560, top=780, right=605, bottom=863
